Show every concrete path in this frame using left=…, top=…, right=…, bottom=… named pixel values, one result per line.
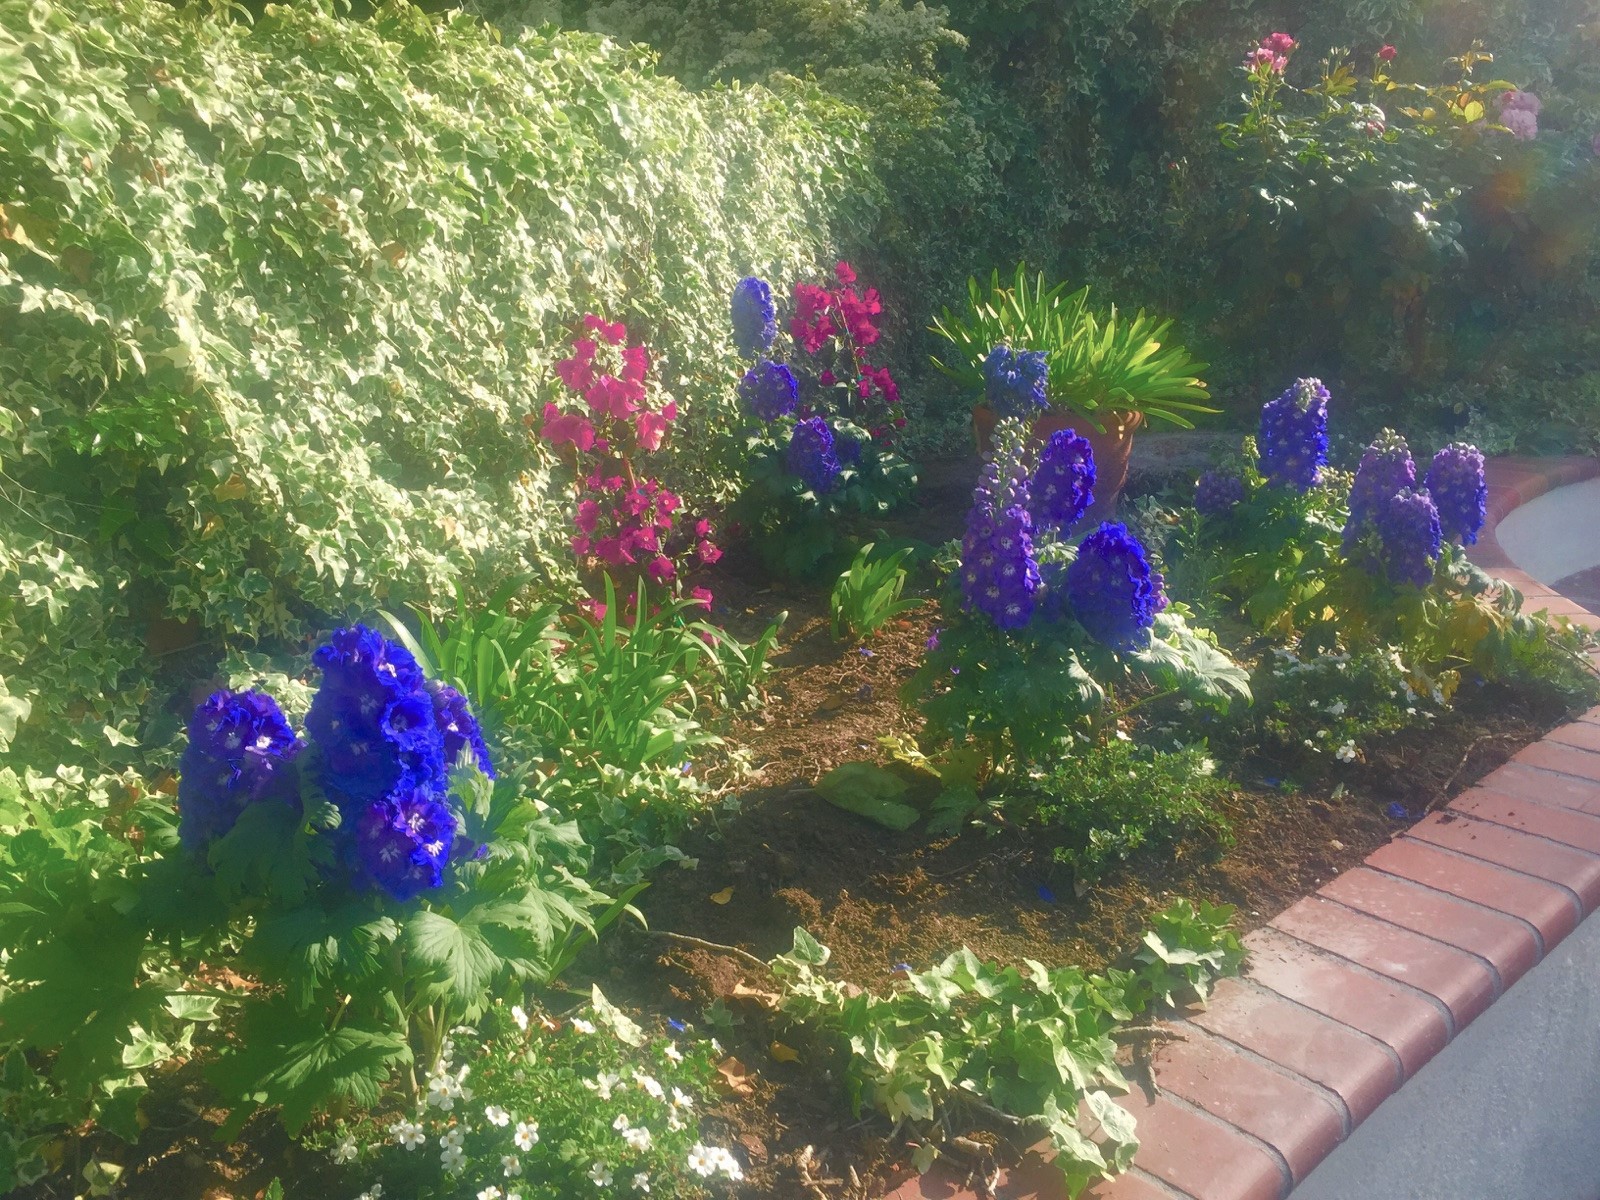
left=1291, top=906, right=1600, bottom=1200
left=1496, top=476, right=1600, bottom=586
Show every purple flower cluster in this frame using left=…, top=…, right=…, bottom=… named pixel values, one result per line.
left=1064, top=522, right=1168, bottom=650
left=1030, top=428, right=1096, bottom=527
left=731, top=276, right=776, bottom=358
left=1341, top=430, right=1456, bottom=587
left=1194, top=469, right=1246, bottom=517
left=738, top=359, right=799, bottom=422
left=1257, top=378, right=1330, bottom=492
left=983, top=345, right=1050, bottom=419
left=1424, top=442, right=1487, bottom=546
left=960, top=420, right=1041, bottom=629
left=1374, top=489, right=1443, bottom=588
left=1499, top=90, right=1540, bottom=141
left=788, top=415, right=841, bottom=493
left=177, top=690, right=301, bottom=850
left=179, top=624, right=495, bottom=903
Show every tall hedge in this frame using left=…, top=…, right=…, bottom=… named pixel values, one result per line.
left=0, top=0, right=877, bottom=778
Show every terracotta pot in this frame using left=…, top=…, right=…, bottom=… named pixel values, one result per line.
left=972, top=405, right=1144, bottom=524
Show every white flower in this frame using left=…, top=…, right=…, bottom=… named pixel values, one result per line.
left=1325, top=700, right=1347, bottom=717
left=389, top=1120, right=426, bottom=1151
left=635, top=1073, right=664, bottom=1100
left=441, top=1145, right=466, bottom=1174
left=687, top=1144, right=717, bottom=1177
left=570, top=1017, right=597, bottom=1035
left=662, top=1043, right=683, bottom=1064
left=502, top=1154, right=522, bottom=1178
left=477, top=1188, right=502, bottom=1200
left=1336, top=741, right=1358, bottom=763
left=666, top=1109, right=686, bottom=1132
left=442, top=1126, right=466, bottom=1151
left=632, top=1172, right=651, bottom=1193
left=612, top=1113, right=632, bottom=1132
left=622, top=1126, right=653, bottom=1151
left=670, top=1087, right=694, bottom=1109
left=711, top=1146, right=744, bottom=1181
left=514, top=1121, right=540, bottom=1151
left=357, top=1186, right=384, bottom=1200
left=333, top=1135, right=358, bottom=1163
left=583, top=1070, right=622, bottom=1100
left=511, top=1005, right=529, bottom=1031
left=588, top=1162, right=613, bottom=1186
left=485, top=1104, right=512, bottom=1127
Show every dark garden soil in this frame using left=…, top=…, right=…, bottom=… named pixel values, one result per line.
left=19, top=456, right=1583, bottom=1200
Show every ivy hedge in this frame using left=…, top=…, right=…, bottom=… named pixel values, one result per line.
left=0, top=0, right=878, bottom=782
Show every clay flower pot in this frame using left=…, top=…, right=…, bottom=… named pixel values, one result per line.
left=972, top=405, right=1144, bottom=523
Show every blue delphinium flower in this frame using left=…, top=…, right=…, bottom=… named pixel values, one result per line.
left=429, top=681, right=495, bottom=778
left=983, top=345, right=1051, bottom=419
left=177, top=689, right=301, bottom=850
left=1030, top=428, right=1096, bottom=527
left=1424, top=442, right=1487, bottom=546
left=788, top=415, right=841, bottom=493
left=961, top=419, right=1041, bottom=629
left=354, top=782, right=458, bottom=902
left=1064, top=522, right=1168, bottom=650
left=731, top=276, right=776, bottom=358
left=305, top=623, right=445, bottom=807
left=1194, top=469, right=1246, bottom=518
left=738, top=359, right=799, bottom=422
left=1257, top=377, right=1330, bottom=492
left=1342, top=429, right=1417, bottom=556
left=1374, top=488, right=1442, bottom=587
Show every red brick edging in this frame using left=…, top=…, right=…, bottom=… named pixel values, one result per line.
left=884, top=457, right=1600, bottom=1200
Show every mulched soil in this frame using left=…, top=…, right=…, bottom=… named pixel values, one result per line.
left=18, top=455, right=1582, bottom=1200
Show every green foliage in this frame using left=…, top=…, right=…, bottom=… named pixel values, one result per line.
left=727, top=420, right=917, bottom=579
left=0, top=703, right=615, bottom=1161
left=908, top=598, right=1250, bottom=772
left=931, top=265, right=1214, bottom=430
left=1021, top=741, right=1234, bottom=885
left=768, top=900, right=1244, bottom=1197
left=829, top=542, right=920, bottom=641
left=386, top=579, right=782, bottom=868
left=0, top=0, right=875, bottom=791
left=327, top=993, right=728, bottom=1199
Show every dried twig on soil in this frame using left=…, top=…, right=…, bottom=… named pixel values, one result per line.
left=1425, top=732, right=1523, bottom=813
left=646, top=929, right=770, bottom=973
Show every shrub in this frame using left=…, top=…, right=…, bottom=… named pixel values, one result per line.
left=0, top=0, right=876, bottom=790
left=829, top=542, right=920, bottom=642
left=1021, top=742, right=1233, bottom=885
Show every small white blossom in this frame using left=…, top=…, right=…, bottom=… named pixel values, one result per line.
left=570, top=1017, right=597, bottom=1035
left=667, top=1109, right=686, bottom=1132
left=1336, top=741, right=1358, bottom=763
left=502, top=1154, right=522, bottom=1178
left=485, top=1104, right=512, bottom=1127
left=1325, top=700, right=1347, bottom=717
left=389, top=1120, right=426, bottom=1151
left=662, top=1043, right=683, bottom=1064
left=441, top=1145, right=466, bottom=1174
left=612, top=1113, right=632, bottom=1132
left=687, top=1145, right=716, bottom=1177
left=622, top=1126, right=653, bottom=1151
left=514, top=1121, right=540, bottom=1151
left=442, top=1126, right=466, bottom=1150
left=357, top=1186, right=384, bottom=1200
left=670, top=1087, right=694, bottom=1109
left=333, top=1135, right=358, bottom=1163
left=477, top=1188, right=502, bottom=1200
left=635, top=1073, right=664, bottom=1100
left=588, top=1162, right=613, bottom=1186
left=583, top=1071, right=622, bottom=1100
left=632, top=1173, right=651, bottom=1193
left=511, top=1005, right=529, bottom=1031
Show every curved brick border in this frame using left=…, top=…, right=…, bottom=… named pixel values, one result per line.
left=883, top=456, right=1600, bottom=1200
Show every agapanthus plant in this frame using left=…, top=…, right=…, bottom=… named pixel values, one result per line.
left=538, top=315, right=718, bottom=615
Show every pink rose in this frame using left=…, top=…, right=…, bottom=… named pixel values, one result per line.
left=1378, top=44, right=1397, bottom=62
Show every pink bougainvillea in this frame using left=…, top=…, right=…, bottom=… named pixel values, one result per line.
left=535, top=315, right=718, bottom=616
left=784, top=262, right=905, bottom=443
